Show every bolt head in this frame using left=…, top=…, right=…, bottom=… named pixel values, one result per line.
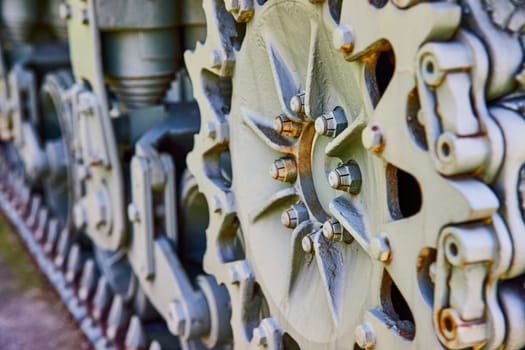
left=252, top=326, right=268, bottom=346
left=333, top=25, right=354, bottom=53
left=225, top=0, right=254, bottom=22
left=73, top=203, right=87, bottom=229
left=290, top=94, right=305, bottom=115
left=127, top=203, right=140, bottom=223
left=362, top=124, right=384, bottom=152
left=77, top=164, right=90, bottom=180
left=207, top=121, right=217, bottom=139
left=328, top=163, right=362, bottom=194
left=81, top=9, right=89, bottom=25
left=355, top=323, right=376, bottom=349
left=167, top=301, right=186, bottom=336
left=322, top=217, right=342, bottom=241
left=225, top=0, right=240, bottom=12
left=301, top=236, right=314, bottom=254
left=281, top=203, right=309, bottom=229
left=270, top=157, right=297, bottom=183
left=210, top=49, right=222, bottom=69
left=314, top=115, right=330, bottom=136
left=370, top=234, right=391, bottom=263
left=274, top=114, right=302, bottom=137
left=59, top=3, right=71, bottom=20
left=212, top=195, right=222, bottom=213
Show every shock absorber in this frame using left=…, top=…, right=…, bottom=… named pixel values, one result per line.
left=96, top=0, right=179, bottom=108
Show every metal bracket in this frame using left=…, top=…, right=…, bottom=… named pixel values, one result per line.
left=65, top=0, right=127, bottom=250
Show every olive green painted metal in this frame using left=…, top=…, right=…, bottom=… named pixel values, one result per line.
left=3, top=1, right=525, bottom=350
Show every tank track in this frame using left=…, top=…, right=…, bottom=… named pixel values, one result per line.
left=0, top=150, right=169, bottom=350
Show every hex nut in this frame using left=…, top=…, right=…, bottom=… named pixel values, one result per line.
left=252, top=326, right=268, bottom=346
left=333, top=25, right=354, bottom=53
left=73, top=203, right=87, bottom=229
left=290, top=93, right=305, bottom=115
left=328, top=162, right=362, bottom=194
left=355, top=323, right=376, bottom=349
left=370, top=234, right=391, bottom=263
left=322, top=217, right=343, bottom=241
left=270, top=157, right=297, bottom=183
left=58, top=3, right=71, bottom=20
left=274, top=114, right=302, bottom=137
left=301, top=235, right=314, bottom=254
left=281, top=203, right=309, bottom=229
left=127, top=203, right=140, bottom=223
left=168, top=301, right=186, bottom=336
left=362, top=124, right=385, bottom=152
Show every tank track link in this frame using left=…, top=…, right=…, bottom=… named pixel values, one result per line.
left=0, top=148, right=171, bottom=350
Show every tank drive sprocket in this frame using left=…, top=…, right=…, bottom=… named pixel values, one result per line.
left=187, top=0, right=524, bottom=349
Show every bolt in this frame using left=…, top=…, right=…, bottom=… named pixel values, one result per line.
left=127, top=203, right=140, bottom=223
left=229, top=265, right=240, bottom=284
left=210, top=49, right=222, bottom=69
left=73, top=203, right=87, bottom=229
left=429, top=261, right=437, bottom=284
left=81, top=9, right=89, bottom=25
left=322, top=217, right=343, bottom=241
left=274, top=114, right=302, bottom=137
left=328, top=162, right=362, bottom=194
left=207, top=121, right=217, bottom=139
left=333, top=25, right=354, bottom=53
left=301, top=235, right=314, bottom=254
left=212, top=195, right=222, bottom=213
left=369, top=234, right=391, bottom=263
left=78, top=95, right=94, bottom=116
left=281, top=203, right=309, bottom=229
left=252, top=326, right=268, bottom=346
left=167, top=301, right=186, bottom=336
left=77, top=164, right=90, bottom=180
left=290, top=93, right=305, bottom=115
left=225, top=0, right=254, bottom=23
left=59, top=3, right=71, bottom=20
left=225, top=0, right=240, bottom=12
left=361, top=124, right=385, bottom=152
left=355, top=323, right=376, bottom=349
left=270, top=157, right=297, bottom=183
left=315, top=108, right=347, bottom=137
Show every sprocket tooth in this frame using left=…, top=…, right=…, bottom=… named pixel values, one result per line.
left=65, top=243, right=83, bottom=286
left=79, top=258, right=99, bottom=303
left=106, top=294, right=131, bottom=344
left=34, top=207, right=49, bottom=242
left=93, top=277, right=114, bottom=323
left=125, top=316, right=148, bottom=350
left=43, top=218, right=60, bottom=257
left=54, top=227, right=71, bottom=270
left=26, top=195, right=41, bottom=229
left=149, top=340, right=161, bottom=350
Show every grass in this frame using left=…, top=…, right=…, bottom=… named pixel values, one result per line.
left=0, top=219, right=46, bottom=291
